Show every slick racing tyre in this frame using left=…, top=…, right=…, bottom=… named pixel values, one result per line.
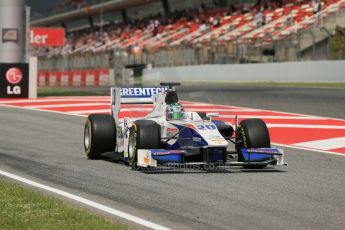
left=235, top=119, right=270, bottom=168
left=128, top=120, right=162, bottom=169
left=84, top=114, right=116, bottom=159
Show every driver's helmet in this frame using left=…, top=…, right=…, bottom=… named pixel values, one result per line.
left=166, top=102, right=185, bottom=120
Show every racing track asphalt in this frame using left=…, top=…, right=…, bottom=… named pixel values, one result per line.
left=178, top=85, right=345, bottom=119
left=0, top=86, right=345, bottom=230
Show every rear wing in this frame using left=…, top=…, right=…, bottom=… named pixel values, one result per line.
left=111, top=87, right=168, bottom=123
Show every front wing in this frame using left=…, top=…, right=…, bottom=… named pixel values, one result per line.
left=137, top=148, right=287, bottom=168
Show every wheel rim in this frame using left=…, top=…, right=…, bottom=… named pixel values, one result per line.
left=84, top=124, right=91, bottom=150
left=128, top=131, right=137, bottom=161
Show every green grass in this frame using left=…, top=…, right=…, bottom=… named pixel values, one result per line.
left=114, top=76, right=143, bottom=86
left=0, top=179, right=130, bottom=230
left=181, top=82, right=345, bottom=88
left=38, top=87, right=109, bottom=97
left=228, top=82, right=345, bottom=88
left=37, top=81, right=345, bottom=97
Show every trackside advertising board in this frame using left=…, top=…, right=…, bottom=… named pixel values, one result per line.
left=0, top=63, right=29, bottom=98
left=30, top=28, right=65, bottom=47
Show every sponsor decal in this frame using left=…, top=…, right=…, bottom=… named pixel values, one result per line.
left=167, top=127, right=179, bottom=138
left=246, top=148, right=283, bottom=155
left=210, top=138, right=225, bottom=141
left=209, top=138, right=227, bottom=144
left=30, top=28, right=65, bottom=47
left=197, top=125, right=217, bottom=130
left=209, top=135, right=223, bottom=139
left=143, top=156, right=149, bottom=165
left=120, top=87, right=168, bottom=98
left=152, top=150, right=185, bottom=156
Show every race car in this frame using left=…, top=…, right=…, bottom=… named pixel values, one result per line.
left=83, top=83, right=287, bottom=170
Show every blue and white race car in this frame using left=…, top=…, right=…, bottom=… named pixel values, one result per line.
left=84, top=83, right=287, bottom=170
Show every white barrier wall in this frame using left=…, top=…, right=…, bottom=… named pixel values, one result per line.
left=143, top=61, right=345, bottom=83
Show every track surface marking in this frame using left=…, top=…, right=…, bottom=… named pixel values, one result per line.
left=1, top=96, right=344, bottom=155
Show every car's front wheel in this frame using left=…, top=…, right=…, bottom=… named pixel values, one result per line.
left=235, top=118, right=271, bottom=168
left=128, top=120, right=162, bottom=168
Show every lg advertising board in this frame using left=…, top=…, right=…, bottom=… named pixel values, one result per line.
left=0, top=64, right=29, bottom=98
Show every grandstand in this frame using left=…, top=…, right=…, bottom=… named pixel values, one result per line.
left=28, top=0, right=345, bottom=78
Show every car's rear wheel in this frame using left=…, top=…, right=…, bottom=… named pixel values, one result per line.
left=84, top=114, right=116, bottom=159
left=128, top=120, right=162, bottom=169
left=235, top=119, right=270, bottom=168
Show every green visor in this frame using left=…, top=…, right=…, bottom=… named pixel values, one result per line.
left=167, top=112, right=185, bottom=120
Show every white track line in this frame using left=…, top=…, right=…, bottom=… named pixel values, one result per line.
left=0, top=98, right=111, bottom=103
left=293, top=137, right=345, bottom=151
left=273, top=143, right=345, bottom=156
left=187, top=108, right=260, bottom=112
left=197, top=101, right=345, bottom=122
left=50, top=96, right=110, bottom=99
left=118, top=108, right=152, bottom=112
left=26, top=103, right=110, bottom=109
left=0, top=170, right=171, bottom=230
left=220, top=115, right=326, bottom=120
left=267, top=124, right=345, bottom=129
left=0, top=104, right=86, bottom=118
left=71, top=110, right=111, bottom=114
